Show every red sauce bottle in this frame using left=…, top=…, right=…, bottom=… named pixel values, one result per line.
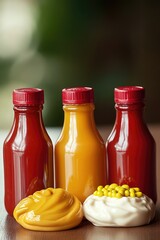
left=106, top=86, right=157, bottom=202
left=3, top=88, right=54, bottom=216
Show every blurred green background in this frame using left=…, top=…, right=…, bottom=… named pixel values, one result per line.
left=0, top=0, right=160, bottom=129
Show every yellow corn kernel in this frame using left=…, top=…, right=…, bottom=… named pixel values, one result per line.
left=112, top=190, right=117, bottom=195
left=108, top=191, right=112, bottom=197
left=116, top=192, right=122, bottom=198
left=130, top=192, right=135, bottom=197
left=118, top=186, right=124, bottom=191
left=118, top=188, right=125, bottom=196
left=97, top=191, right=103, bottom=197
left=109, top=183, right=118, bottom=189
left=93, top=191, right=98, bottom=196
left=122, top=184, right=129, bottom=190
left=103, top=190, right=108, bottom=196
left=135, top=192, right=143, bottom=198
left=115, top=186, right=120, bottom=191
left=104, top=185, right=109, bottom=190
left=111, top=192, right=117, bottom=198
left=134, top=187, right=140, bottom=192
left=125, top=190, right=130, bottom=197
left=97, top=185, right=103, bottom=191
left=129, top=188, right=135, bottom=193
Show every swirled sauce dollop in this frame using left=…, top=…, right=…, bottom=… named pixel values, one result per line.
left=13, top=188, right=83, bottom=231
left=83, top=184, right=155, bottom=227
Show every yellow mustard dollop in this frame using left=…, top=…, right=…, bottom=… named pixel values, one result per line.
left=13, top=188, right=83, bottom=231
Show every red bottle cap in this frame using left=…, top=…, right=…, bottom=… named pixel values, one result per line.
left=13, top=88, right=44, bottom=105
left=114, top=86, right=145, bottom=104
left=62, top=87, right=94, bottom=104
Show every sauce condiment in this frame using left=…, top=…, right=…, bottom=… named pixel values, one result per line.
left=55, top=87, right=107, bottom=202
left=83, top=183, right=155, bottom=227
left=13, top=188, right=83, bottom=231
left=3, top=88, right=53, bottom=216
left=106, top=86, right=156, bottom=202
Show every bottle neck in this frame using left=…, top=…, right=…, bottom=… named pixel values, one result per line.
left=14, top=104, right=43, bottom=111
left=62, top=103, right=96, bottom=131
left=13, top=105, right=44, bottom=129
left=115, top=102, right=145, bottom=126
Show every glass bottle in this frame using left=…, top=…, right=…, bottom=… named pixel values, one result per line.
left=55, top=87, right=107, bottom=202
left=3, top=88, right=53, bottom=216
left=106, top=86, right=156, bottom=202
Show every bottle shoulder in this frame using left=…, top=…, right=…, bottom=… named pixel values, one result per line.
left=4, top=124, right=52, bottom=149
left=107, top=122, right=155, bottom=148
left=56, top=128, right=105, bottom=148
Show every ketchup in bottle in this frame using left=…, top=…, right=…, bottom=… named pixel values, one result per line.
left=106, top=86, right=156, bottom=202
left=55, top=87, right=107, bottom=202
left=3, top=88, right=53, bottom=216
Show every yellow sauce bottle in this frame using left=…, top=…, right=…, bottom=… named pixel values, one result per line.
left=55, top=87, right=107, bottom=202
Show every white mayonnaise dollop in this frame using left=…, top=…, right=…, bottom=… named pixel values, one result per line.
left=83, top=194, right=155, bottom=227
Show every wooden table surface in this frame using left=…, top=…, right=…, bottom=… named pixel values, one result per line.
left=0, top=125, right=160, bottom=240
